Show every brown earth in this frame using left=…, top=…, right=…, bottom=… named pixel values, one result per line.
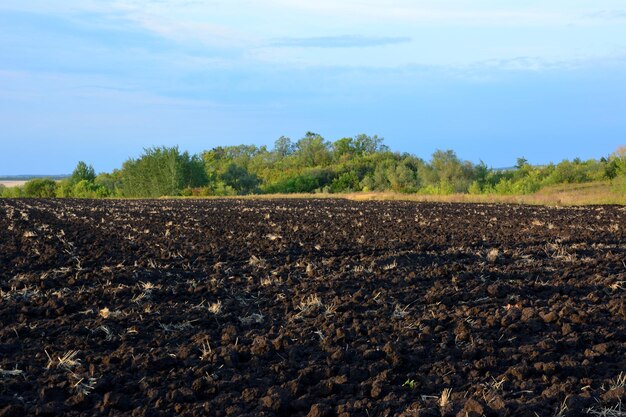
left=0, top=198, right=624, bottom=417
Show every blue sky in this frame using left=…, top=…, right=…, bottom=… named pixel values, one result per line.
left=1, top=0, right=625, bottom=174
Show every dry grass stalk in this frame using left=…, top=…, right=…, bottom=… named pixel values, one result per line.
left=200, top=340, right=212, bottom=361
left=585, top=400, right=625, bottom=417
left=439, top=388, right=452, bottom=408
left=73, top=377, right=97, bottom=396
left=239, top=313, right=264, bottom=325
left=487, top=248, right=499, bottom=263
left=555, top=395, right=570, bottom=417
left=383, top=260, right=398, bottom=270
left=0, top=368, right=24, bottom=378
left=208, top=300, right=222, bottom=314
left=99, top=307, right=123, bottom=319
left=46, top=350, right=81, bottom=371
left=249, top=255, right=267, bottom=268
left=393, top=304, right=411, bottom=319
left=610, top=372, right=626, bottom=391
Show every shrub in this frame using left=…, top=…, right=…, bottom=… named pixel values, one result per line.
left=23, top=179, right=57, bottom=198
left=72, top=180, right=110, bottom=198
left=330, top=171, right=361, bottom=193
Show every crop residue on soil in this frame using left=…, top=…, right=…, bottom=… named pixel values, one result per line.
left=0, top=199, right=624, bottom=416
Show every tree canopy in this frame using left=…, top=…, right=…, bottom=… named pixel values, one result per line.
left=2, top=134, right=625, bottom=199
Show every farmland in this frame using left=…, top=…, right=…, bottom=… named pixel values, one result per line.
left=0, top=199, right=624, bottom=416
left=0, top=181, right=28, bottom=188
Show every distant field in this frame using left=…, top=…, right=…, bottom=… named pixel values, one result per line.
left=170, top=180, right=626, bottom=206
left=341, top=181, right=626, bottom=205
left=0, top=180, right=27, bottom=188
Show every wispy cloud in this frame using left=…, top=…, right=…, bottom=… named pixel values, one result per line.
left=270, top=35, right=411, bottom=48
left=585, top=10, right=626, bottom=20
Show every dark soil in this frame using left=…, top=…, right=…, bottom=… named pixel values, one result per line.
left=0, top=199, right=624, bottom=416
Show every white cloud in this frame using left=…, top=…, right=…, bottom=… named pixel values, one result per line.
left=270, top=35, right=412, bottom=48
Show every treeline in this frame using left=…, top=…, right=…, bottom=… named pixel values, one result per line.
left=1, top=133, right=625, bottom=198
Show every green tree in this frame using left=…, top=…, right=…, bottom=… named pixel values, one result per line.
left=120, top=146, right=207, bottom=197
left=220, top=164, right=260, bottom=194
left=429, top=150, right=474, bottom=193
left=515, top=157, right=528, bottom=170
left=273, top=136, right=294, bottom=157
left=295, top=132, right=331, bottom=167
left=71, top=161, right=96, bottom=184
left=353, top=134, right=387, bottom=154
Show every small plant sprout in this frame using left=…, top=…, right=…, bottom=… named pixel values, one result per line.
left=402, top=379, right=416, bottom=389
left=440, top=388, right=452, bottom=408
left=208, top=300, right=222, bottom=315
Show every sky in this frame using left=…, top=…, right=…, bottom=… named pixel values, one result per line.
left=1, top=0, right=626, bottom=174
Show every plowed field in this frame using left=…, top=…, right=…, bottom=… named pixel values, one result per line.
left=0, top=199, right=624, bottom=416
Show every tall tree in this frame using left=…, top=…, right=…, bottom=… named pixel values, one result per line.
left=71, top=161, right=96, bottom=184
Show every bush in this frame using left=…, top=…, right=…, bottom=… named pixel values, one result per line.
left=72, top=180, right=110, bottom=198
left=330, top=171, right=361, bottom=193
left=55, top=179, right=74, bottom=198
left=468, top=181, right=482, bottom=195
left=23, top=179, right=57, bottom=198
left=1, top=186, right=24, bottom=198
left=212, top=183, right=238, bottom=196
left=265, top=169, right=334, bottom=193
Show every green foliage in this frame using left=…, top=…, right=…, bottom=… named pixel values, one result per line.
left=402, top=379, right=417, bottom=389
left=8, top=135, right=621, bottom=200
left=294, top=132, right=332, bottom=167
left=264, top=169, right=334, bottom=193
left=72, top=180, right=110, bottom=198
left=274, top=136, right=294, bottom=157
left=330, top=171, right=361, bottom=192
left=120, top=146, right=207, bottom=197
left=220, top=164, right=260, bottom=194
left=543, top=159, right=591, bottom=184
left=95, top=171, right=123, bottom=196
left=426, top=149, right=474, bottom=193
left=71, top=161, right=96, bottom=184
left=55, top=179, right=74, bottom=198
left=23, top=179, right=57, bottom=198
left=0, top=186, right=24, bottom=198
